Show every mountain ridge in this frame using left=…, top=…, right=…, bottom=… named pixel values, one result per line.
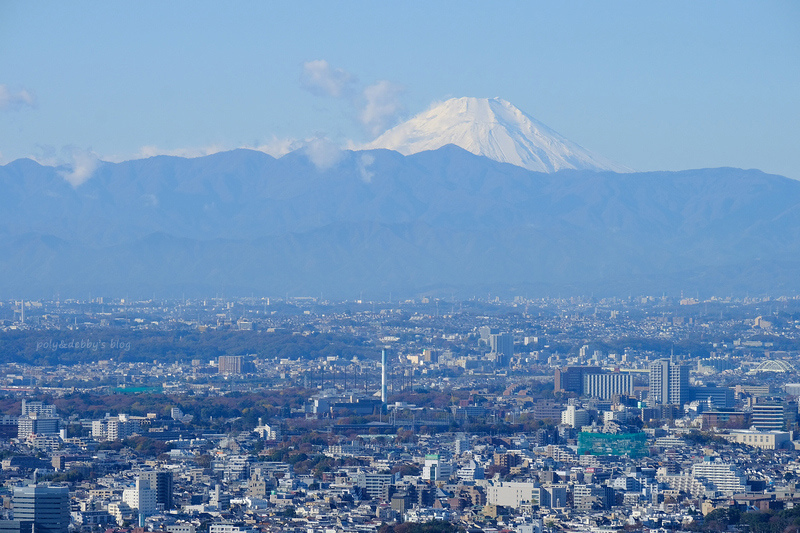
left=0, top=146, right=798, bottom=298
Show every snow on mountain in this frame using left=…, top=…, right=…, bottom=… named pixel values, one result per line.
left=364, top=97, right=631, bottom=173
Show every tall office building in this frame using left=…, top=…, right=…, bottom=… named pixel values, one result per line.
left=649, top=359, right=689, bottom=406
left=11, top=485, right=70, bottom=533
left=554, top=366, right=604, bottom=395
left=17, top=415, right=60, bottom=440
left=751, top=399, right=797, bottom=431
left=489, top=333, right=514, bottom=367
left=218, top=356, right=243, bottom=375
left=17, top=401, right=59, bottom=441
left=217, top=355, right=255, bottom=375
left=421, top=349, right=438, bottom=363
left=478, top=326, right=499, bottom=343
left=139, top=471, right=173, bottom=510
left=690, top=384, right=735, bottom=409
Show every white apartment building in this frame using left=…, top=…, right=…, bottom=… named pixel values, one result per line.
left=457, top=459, right=484, bottom=481
left=253, top=419, right=281, bottom=440
left=485, top=481, right=541, bottom=508
left=583, top=372, right=634, bottom=399
left=690, top=458, right=749, bottom=495
left=122, top=478, right=157, bottom=516
left=209, top=525, right=256, bottom=533
left=561, top=405, right=590, bottom=428
left=166, top=525, right=196, bottom=533
left=356, top=472, right=392, bottom=500
left=92, top=414, right=140, bottom=441
left=422, top=455, right=453, bottom=482
left=657, top=473, right=717, bottom=498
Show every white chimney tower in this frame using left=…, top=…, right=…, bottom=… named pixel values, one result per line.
left=381, top=349, right=387, bottom=403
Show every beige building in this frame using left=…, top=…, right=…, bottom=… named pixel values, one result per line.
left=719, top=429, right=790, bottom=450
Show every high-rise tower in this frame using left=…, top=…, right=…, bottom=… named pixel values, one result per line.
left=139, top=471, right=173, bottom=510
left=11, top=485, right=70, bottom=533
left=489, top=333, right=514, bottom=367
left=648, top=359, right=689, bottom=406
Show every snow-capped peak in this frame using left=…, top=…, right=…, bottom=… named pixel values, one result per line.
left=363, top=97, right=631, bottom=173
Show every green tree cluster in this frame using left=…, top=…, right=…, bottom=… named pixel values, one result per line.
left=689, top=505, right=800, bottom=533
left=378, top=521, right=463, bottom=533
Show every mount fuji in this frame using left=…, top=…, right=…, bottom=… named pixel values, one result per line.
left=364, top=97, right=632, bottom=173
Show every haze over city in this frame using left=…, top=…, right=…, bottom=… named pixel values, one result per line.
left=2, top=3, right=800, bottom=533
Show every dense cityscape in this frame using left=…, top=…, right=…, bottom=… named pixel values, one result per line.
left=4, top=4, right=797, bottom=533
left=1, top=295, right=800, bottom=533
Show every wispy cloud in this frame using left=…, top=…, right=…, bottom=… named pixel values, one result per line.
left=31, top=144, right=59, bottom=166
left=58, top=148, right=101, bottom=187
left=304, top=138, right=343, bottom=170
left=358, top=153, right=375, bottom=183
left=300, top=60, right=405, bottom=139
left=126, top=138, right=310, bottom=161
left=0, top=84, right=36, bottom=110
left=251, top=136, right=304, bottom=158
left=134, top=144, right=227, bottom=160
left=300, top=60, right=357, bottom=98
left=91, top=61, right=404, bottom=167
left=29, top=145, right=101, bottom=186
left=360, top=81, right=405, bottom=137
left=118, top=137, right=341, bottom=171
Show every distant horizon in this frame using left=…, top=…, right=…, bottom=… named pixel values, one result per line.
left=1, top=293, right=790, bottom=304
left=2, top=143, right=796, bottom=183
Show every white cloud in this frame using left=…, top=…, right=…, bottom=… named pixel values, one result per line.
left=132, top=137, right=345, bottom=171
left=142, top=193, right=159, bottom=207
left=134, top=144, right=227, bottom=160
left=300, top=60, right=406, bottom=138
left=303, top=138, right=343, bottom=170
left=300, top=60, right=357, bottom=98
left=360, top=80, right=405, bottom=137
left=58, top=148, right=101, bottom=187
left=29, top=144, right=59, bottom=167
left=113, top=138, right=303, bottom=162
left=72, top=135, right=349, bottom=172
left=0, top=84, right=36, bottom=110
left=251, top=136, right=304, bottom=158
left=28, top=145, right=98, bottom=184
left=358, top=153, right=375, bottom=183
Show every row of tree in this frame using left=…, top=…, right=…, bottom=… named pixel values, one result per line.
left=0, top=329, right=374, bottom=366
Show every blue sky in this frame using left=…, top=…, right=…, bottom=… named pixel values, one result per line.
left=1, top=1, right=798, bottom=178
